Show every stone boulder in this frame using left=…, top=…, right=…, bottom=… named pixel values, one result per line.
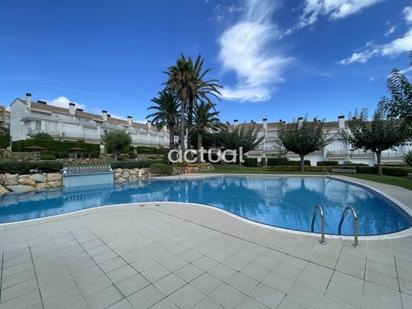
left=116, top=177, right=127, bottom=183
left=114, top=168, right=123, bottom=173
left=7, top=185, right=36, bottom=193
left=47, top=173, right=62, bottom=182
left=129, top=175, right=138, bottom=182
left=0, top=185, right=9, bottom=194
left=129, top=169, right=137, bottom=175
left=122, top=171, right=130, bottom=178
left=18, top=177, right=37, bottom=187
left=47, top=181, right=62, bottom=188
left=4, top=174, right=18, bottom=186
left=36, top=183, right=47, bottom=190
left=30, top=174, right=47, bottom=183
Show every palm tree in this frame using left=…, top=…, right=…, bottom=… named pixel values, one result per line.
left=165, top=54, right=222, bottom=152
left=191, top=101, right=225, bottom=161
left=146, top=90, right=180, bottom=149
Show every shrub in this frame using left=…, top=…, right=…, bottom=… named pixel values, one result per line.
left=149, top=163, right=173, bottom=175
left=135, top=146, right=168, bottom=155
left=357, top=166, right=412, bottom=177
left=244, top=157, right=258, bottom=167
left=404, top=151, right=412, bottom=168
left=267, top=158, right=310, bottom=166
left=316, top=161, right=338, bottom=166
left=12, top=139, right=100, bottom=153
left=110, top=160, right=161, bottom=169
left=0, top=160, right=62, bottom=174
left=36, top=160, right=63, bottom=172
left=40, top=153, right=56, bottom=160
left=34, top=133, right=53, bottom=140
left=262, top=166, right=300, bottom=172
left=0, top=134, right=10, bottom=149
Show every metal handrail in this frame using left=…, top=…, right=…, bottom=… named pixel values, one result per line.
left=338, top=206, right=359, bottom=247
left=311, top=205, right=326, bottom=244
left=322, top=168, right=329, bottom=175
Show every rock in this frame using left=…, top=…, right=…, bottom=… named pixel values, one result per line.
left=18, top=177, right=37, bottom=187
left=36, top=183, right=47, bottom=190
left=122, top=171, right=130, bottom=178
left=47, top=173, right=62, bottom=181
left=18, top=174, right=30, bottom=179
left=114, top=168, right=122, bottom=173
left=6, top=185, right=36, bottom=193
left=129, top=169, right=137, bottom=175
left=115, top=173, right=122, bottom=179
left=30, top=174, right=47, bottom=183
left=115, top=177, right=127, bottom=183
left=47, top=181, right=62, bottom=188
left=129, top=175, right=137, bottom=182
left=4, top=174, right=18, bottom=186
left=0, top=185, right=9, bottom=194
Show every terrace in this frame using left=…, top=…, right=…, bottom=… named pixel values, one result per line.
left=0, top=175, right=411, bottom=309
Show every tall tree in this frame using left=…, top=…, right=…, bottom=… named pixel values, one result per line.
left=341, top=106, right=409, bottom=176
left=146, top=90, right=180, bottom=149
left=165, top=55, right=222, bottom=152
left=278, top=119, right=330, bottom=172
left=191, top=101, right=224, bottom=161
left=218, top=124, right=264, bottom=161
left=381, top=52, right=412, bottom=134
left=103, top=130, right=132, bottom=161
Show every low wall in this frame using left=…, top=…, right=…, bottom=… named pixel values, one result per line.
left=114, top=168, right=151, bottom=183
left=0, top=172, right=63, bottom=194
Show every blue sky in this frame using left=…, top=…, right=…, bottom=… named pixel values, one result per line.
left=1, top=0, right=411, bottom=123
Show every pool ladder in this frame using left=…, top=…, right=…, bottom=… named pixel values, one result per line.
left=311, top=205, right=359, bottom=247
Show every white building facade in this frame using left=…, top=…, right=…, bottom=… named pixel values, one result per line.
left=240, top=117, right=412, bottom=166
left=10, top=93, right=170, bottom=150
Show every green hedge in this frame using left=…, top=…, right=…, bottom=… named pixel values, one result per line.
left=357, top=166, right=412, bottom=177
left=263, top=166, right=300, bottom=172
left=316, top=161, right=338, bottom=166
left=267, top=158, right=310, bottom=166
left=40, top=153, right=56, bottom=160
left=134, top=146, right=168, bottom=155
left=149, top=163, right=173, bottom=175
left=111, top=160, right=162, bottom=169
left=244, top=158, right=258, bottom=167
left=12, top=139, right=100, bottom=153
left=0, top=160, right=63, bottom=174
left=0, top=135, right=10, bottom=149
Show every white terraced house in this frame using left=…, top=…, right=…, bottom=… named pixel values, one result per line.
left=10, top=93, right=170, bottom=150
left=238, top=117, right=412, bottom=166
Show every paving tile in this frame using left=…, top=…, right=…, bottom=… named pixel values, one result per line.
left=192, top=296, right=224, bottom=309
left=192, top=256, right=219, bottom=271
left=106, top=299, right=134, bottom=309
left=106, top=265, right=136, bottom=283
left=141, top=264, right=171, bottom=283
left=208, top=263, right=237, bottom=281
left=261, top=271, right=295, bottom=294
left=153, top=273, right=186, bottom=296
left=226, top=272, right=259, bottom=295
left=287, top=282, right=325, bottom=309
left=150, top=298, right=179, bottom=309
left=127, top=284, right=165, bottom=309
left=0, top=278, right=38, bottom=303
left=209, top=283, right=246, bottom=309
left=167, top=284, right=205, bottom=309
left=85, top=285, right=123, bottom=309
left=175, top=264, right=204, bottom=282
left=191, top=272, right=223, bottom=295
left=115, top=273, right=150, bottom=296
left=278, top=298, right=309, bottom=309
left=99, top=257, right=127, bottom=273
left=240, top=263, right=270, bottom=282
left=249, top=283, right=285, bottom=308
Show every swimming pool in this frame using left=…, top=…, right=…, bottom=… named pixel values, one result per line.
left=0, top=176, right=410, bottom=236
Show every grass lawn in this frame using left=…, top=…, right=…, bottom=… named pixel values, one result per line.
left=204, top=165, right=412, bottom=191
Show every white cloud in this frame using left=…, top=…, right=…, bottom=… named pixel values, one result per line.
left=46, top=96, right=86, bottom=109
left=296, top=0, right=383, bottom=29
left=384, top=24, right=396, bottom=37
left=218, top=0, right=292, bottom=102
left=339, top=28, right=412, bottom=64
left=404, top=6, right=412, bottom=24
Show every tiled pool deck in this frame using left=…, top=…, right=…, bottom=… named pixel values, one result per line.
left=0, top=175, right=411, bottom=308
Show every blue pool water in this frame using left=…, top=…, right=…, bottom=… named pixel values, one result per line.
left=0, top=176, right=410, bottom=236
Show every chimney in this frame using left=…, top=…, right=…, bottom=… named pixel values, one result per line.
left=147, top=121, right=152, bottom=130
left=233, top=119, right=238, bottom=128
left=262, top=118, right=268, bottom=130
left=69, top=103, right=76, bottom=115
left=76, top=108, right=83, bottom=112
left=26, top=93, right=32, bottom=107
left=338, top=115, right=345, bottom=129
left=127, top=116, right=133, bottom=126
left=102, top=110, right=108, bottom=121
left=297, top=117, right=303, bottom=129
